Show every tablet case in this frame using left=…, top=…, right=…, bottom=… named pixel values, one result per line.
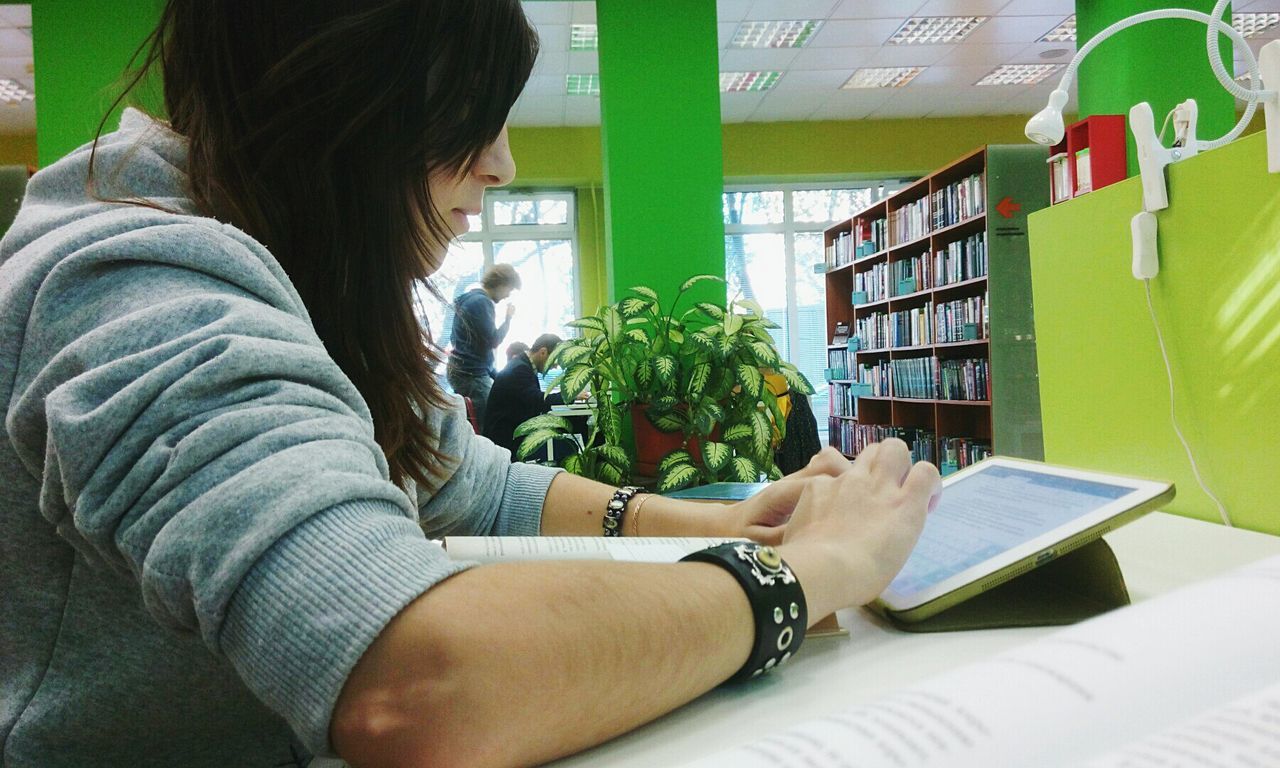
left=879, top=537, right=1130, bottom=633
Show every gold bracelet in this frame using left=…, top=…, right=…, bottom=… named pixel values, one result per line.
left=630, top=493, right=654, bottom=537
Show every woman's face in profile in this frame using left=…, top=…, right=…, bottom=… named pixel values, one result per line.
left=424, top=125, right=516, bottom=273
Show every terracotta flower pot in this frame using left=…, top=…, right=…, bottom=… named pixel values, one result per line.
left=630, top=403, right=715, bottom=479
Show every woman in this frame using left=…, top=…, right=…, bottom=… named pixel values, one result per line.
left=0, top=2, right=940, bottom=767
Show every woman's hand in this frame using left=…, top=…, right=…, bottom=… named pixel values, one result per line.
left=775, top=439, right=941, bottom=620
left=721, top=447, right=857, bottom=544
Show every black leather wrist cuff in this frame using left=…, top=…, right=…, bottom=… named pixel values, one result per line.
left=681, top=542, right=807, bottom=683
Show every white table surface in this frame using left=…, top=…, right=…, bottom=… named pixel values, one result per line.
left=549, top=512, right=1280, bottom=768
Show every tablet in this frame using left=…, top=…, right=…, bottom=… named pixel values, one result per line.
left=875, top=457, right=1175, bottom=623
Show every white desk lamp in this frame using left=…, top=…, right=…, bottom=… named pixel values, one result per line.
left=1026, top=0, right=1279, bottom=278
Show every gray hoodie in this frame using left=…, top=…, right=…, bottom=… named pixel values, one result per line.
left=0, top=109, right=559, bottom=766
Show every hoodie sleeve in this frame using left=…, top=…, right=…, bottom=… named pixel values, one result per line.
left=2, top=213, right=465, bottom=754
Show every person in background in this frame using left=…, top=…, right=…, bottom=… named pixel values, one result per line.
left=504, top=340, right=529, bottom=362
left=0, top=2, right=941, bottom=767
left=447, top=262, right=520, bottom=428
left=485, top=333, right=563, bottom=454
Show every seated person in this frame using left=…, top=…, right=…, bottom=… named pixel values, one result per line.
left=484, top=333, right=564, bottom=453
left=505, top=340, right=529, bottom=362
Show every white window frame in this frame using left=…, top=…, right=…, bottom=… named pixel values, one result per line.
left=456, top=189, right=581, bottom=318
left=722, top=181, right=903, bottom=360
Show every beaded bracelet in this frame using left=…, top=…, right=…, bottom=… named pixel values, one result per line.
left=603, top=485, right=642, bottom=537
left=681, top=542, right=807, bottom=683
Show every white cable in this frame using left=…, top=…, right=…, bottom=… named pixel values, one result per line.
left=1054, top=8, right=1262, bottom=151
left=1143, top=279, right=1231, bottom=526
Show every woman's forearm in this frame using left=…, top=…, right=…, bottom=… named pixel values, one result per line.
left=331, top=558, right=754, bottom=768
left=537, top=471, right=734, bottom=538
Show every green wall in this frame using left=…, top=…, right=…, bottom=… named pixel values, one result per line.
left=1028, top=130, right=1280, bottom=534
left=31, top=0, right=163, bottom=169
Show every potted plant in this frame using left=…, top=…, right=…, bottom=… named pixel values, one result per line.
left=515, top=274, right=813, bottom=492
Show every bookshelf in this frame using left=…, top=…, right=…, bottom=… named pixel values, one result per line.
left=823, top=145, right=1048, bottom=475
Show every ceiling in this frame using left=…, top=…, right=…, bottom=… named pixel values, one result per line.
left=2, top=3, right=1278, bottom=135
left=511, top=0, right=1280, bottom=126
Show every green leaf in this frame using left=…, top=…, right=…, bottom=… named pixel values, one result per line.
left=750, top=409, right=772, bottom=460
left=737, top=298, right=765, bottom=318
left=688, top=331, right=716, bottom=353
left=628, top=285, right=660, bottom=301
left=597, top=460, right=624, bottom=485
left=657, top=462, right=699, bottom=492
left=621, top=297, right=654, bottom=317
left=657, top=450, right=692, bottom=475
left=701, top=401, right=725, bottom=423
left=703, top=441, right=731, bottom=471
left=650, top=410, right=686, bottom=433
left=597, top=445, right=631, bottom=470
left=694, top=302, right=725, bottom=319
left=767, top=464, right=783, bottom=481
left=729, top=455, right=759, bottom=483
left=516, top=429, right=560, bottom=460
left=649, top=395, right=680, bottom=415
left=748, top=341, right=779, bottom=366
left=780, top=364, right=814, bottom=395
left=625, top=328, right=650, bottom=344
left=559, top=365, right=594, bottom=402
left=598, top=404, right=622, bottom=444
left=681, top=274, right=725, bottom=293
left=564, top=453, right=585, bottom=476
left=692, top=406, right=715, bottom=436
left=635, top=359, right=654, bottom=389
left=551, top=344, right=592, bottom=367
left=723, top=424, right=752, bottom=442
left=719, top=334, right=737, bottom=356
left=603, top=305, right=623, bottom=338
left=654, top=356, right=676, bottom=385
left=759, top=317, right=781, bottom=329
left=568, top=316, right=606, bottom=333
left=736, top=364, right=764, bottom=399
left=688, top=362, right=711, bottom=394
left=723, top=312, right=744, bottom=336
left=514, top=414, right=571, bottom=438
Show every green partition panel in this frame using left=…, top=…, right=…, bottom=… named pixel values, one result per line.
left=1028, top=131, right=1280, bottom=533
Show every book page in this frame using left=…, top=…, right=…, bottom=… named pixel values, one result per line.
left=1084, top=680, right=1280, bottom=767
left=681, top=554, right=1280, bottom=768
left=442, top=536, right=742, bottom=564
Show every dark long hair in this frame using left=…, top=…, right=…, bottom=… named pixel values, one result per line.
left=93, top=1, right=539, bottom=488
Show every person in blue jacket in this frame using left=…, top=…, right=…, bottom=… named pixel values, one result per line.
left=447, top=263, right=520, bottom=429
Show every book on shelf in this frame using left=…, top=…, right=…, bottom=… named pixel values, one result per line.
left=681, top=554, right=1280, bottom=768
left=1049, top=152, right=1071, bottom=203
left=930, top=171, right=985, bottom=230
left=1074, top=147, right=1093, bottom=195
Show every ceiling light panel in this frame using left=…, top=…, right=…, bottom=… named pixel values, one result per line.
left=0, top=78, right=32, bottom=104
left=975, top=64, right=1062, bottom=86
left=720, top=71, right=781, bottom=92
left=1039, top=16, right=1076, bottom=43
left=730, top=20, right=822, bottom=49
left=889, top=17, right=987, bottom=45
left=565, top=73, right=599, bottom=96
left=569, top=24, right=598, bottom=50
left=1234, top=13, right=1280, bottom=39
left=842, top=67, right=925, bottom=89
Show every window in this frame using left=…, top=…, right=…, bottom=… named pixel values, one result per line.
left=723, top=183, right=905, bottom=439
left=419, top=190, right=579, bottom=366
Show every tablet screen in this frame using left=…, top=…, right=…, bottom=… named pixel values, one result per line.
left=885, top=465, right=1135, bottom=600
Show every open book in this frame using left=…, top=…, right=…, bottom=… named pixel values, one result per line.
left=677, top=553, right=1280, bottom=768
left=442, top=536, right=846, bottom=636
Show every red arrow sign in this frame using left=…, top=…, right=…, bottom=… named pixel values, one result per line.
left=995, top=196, right=1022, bottom=218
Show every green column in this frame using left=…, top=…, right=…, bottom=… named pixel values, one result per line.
left=32, top=0, right=164, bottom=168
left=1077, top=0, right=1235, bottom=176
left=596, top=0, right=725, bottom=307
